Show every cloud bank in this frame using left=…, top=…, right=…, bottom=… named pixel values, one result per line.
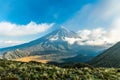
left=0, top=21, right=54, bottom=36
left=78, top=28, right=111, bottom=46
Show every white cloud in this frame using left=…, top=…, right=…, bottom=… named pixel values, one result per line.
left=77, top=28, right=108, bottom=46
left=77, top=19, right=120, bottom=46
left=108, top=18, right=120, bottom=42
left=0, top=21, right=54, bottom=36
left=0, top=40, right=25, bottom=47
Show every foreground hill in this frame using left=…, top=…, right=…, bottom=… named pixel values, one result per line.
left=0, top=27, right=106, bottom=63
left=0, top=59, right=120, bottom=80
left=89, top=42, right=120, bottom=68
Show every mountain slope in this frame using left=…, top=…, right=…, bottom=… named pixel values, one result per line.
left=89, top=42, right=120, bottom=68
left=0, top=27, right=106, bottom=62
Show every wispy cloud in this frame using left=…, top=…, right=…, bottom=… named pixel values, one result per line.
left=0, top=21, right=54, bottom=36
left=89, top=0, right=120, bottom=22
left=64, top=0, right=120, bottom=28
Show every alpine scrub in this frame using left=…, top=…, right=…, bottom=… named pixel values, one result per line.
left=0, top=59, right=120, bottom=80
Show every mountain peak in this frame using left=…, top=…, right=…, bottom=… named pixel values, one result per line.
left=43, top=26, right=81, bottom=43
left=59, top=26, right=68, bottom=30
left=56, top=26, right=70, bottom=32
left=60, top=26, right=66, bottom=29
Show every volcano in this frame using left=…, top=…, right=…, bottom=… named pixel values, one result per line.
left=0, top=27, right=105, bottom=63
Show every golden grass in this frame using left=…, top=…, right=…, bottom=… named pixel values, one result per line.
left=15, top=56, right=50, bottom=63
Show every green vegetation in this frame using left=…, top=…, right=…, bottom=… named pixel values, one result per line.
left=0, top=59, right=120, bottom=80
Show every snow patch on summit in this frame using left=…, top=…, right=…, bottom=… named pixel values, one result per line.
left=50, top=37, right=59, bottom=41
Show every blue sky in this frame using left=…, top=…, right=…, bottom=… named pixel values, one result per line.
left=0, top=0, right=120, bottom=47
left=0, top=0, right=96, bottom=25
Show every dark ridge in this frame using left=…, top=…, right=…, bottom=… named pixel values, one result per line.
left=89, top=42, right=120, bottom=68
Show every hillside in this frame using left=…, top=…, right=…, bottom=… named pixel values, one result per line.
left=0, top=59, right=120, bottom=80
left=89, top=42, right=120, bottom=68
